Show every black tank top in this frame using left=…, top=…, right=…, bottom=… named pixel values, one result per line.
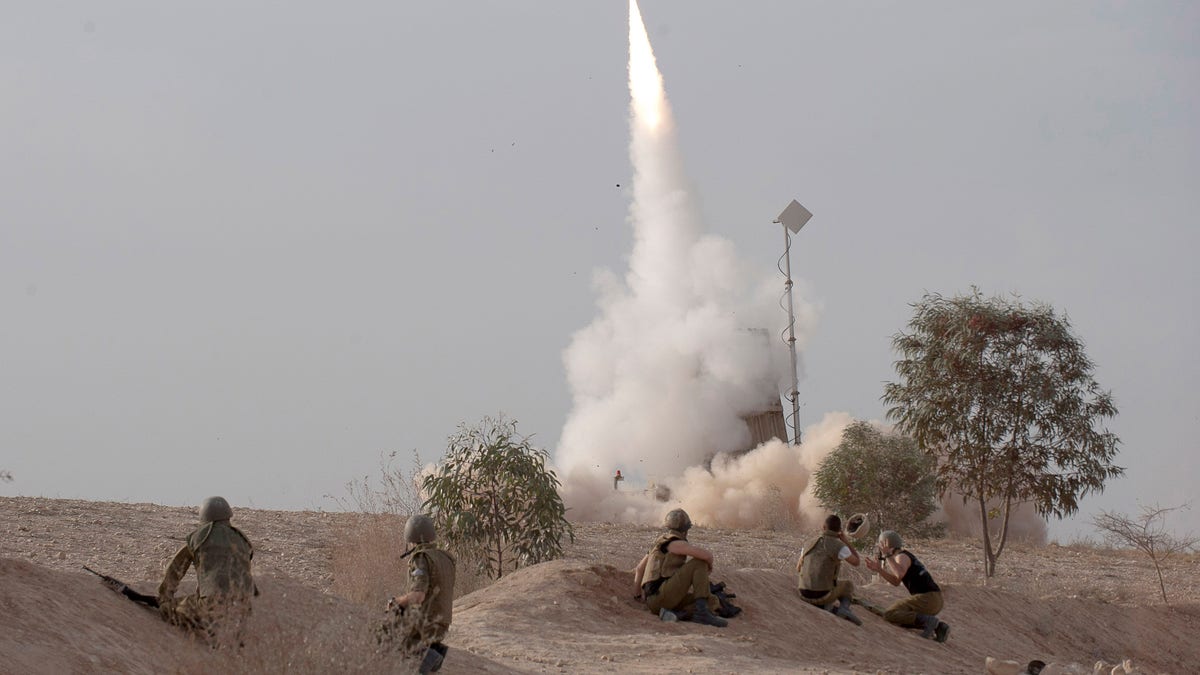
left=899, top=551, right=941, bottom=594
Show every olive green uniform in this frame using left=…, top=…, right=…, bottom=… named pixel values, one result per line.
left=797, top=530, right=855, bottom=607
left=157, top=520, right=255, bottom=640
left=882, top=550, right=943, bottom=628
left=639, top=531, right=718, bottom=614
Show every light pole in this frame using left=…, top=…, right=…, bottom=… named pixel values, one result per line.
left=774, top=199, right=812, bottom=445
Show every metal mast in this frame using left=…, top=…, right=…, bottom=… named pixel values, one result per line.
left=773, top=200, right=812, bottom=444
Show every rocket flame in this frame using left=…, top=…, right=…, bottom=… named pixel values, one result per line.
left=628, top=0, right=666, bottom=132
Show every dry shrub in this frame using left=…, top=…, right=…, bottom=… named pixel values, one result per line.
left=326, top=448, right=501, bottom=607
left=330, top=510, right=495, bottom=606
left=173, top=614, right=420, bottom=674
left=330, top=513, right=411, bottom=607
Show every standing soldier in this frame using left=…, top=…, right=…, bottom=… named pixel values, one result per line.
left=380, top=514, right=456, bottom=674
left=633, top=509, right=727, bottom=628
left=797, top=514, right=863, bottom=625
left=157, top=496, right=255, bottom=645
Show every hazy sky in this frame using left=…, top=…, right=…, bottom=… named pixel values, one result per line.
left=3, top=2, right=1197, bottom=538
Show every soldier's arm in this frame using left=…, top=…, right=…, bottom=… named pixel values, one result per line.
left=666, top=540, right=713, bottom=569
left=633, top=554, right=648, bottom=600
left=838, top=533, right=861, bottom=567
left=875, top=553, right=908, bottom=586
left=392, top=553, right=430, bottom=608
left=157, top=544, right=192, bottom=602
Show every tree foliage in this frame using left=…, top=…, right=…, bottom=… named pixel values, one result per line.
left=812, top=421, right=942, bottom=542
left=883, top=289, right=1122, bottom=577
left=1094, top=503, right=1197, bottom=605
left=421, top=415, right=573, bottom=579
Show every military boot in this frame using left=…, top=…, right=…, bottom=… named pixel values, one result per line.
left=934, top=620, right=950, bottom=643
left=418, top=646, right=444, bottom=674
left=916, top=614, right=939, bottom=639
left=690, top=598, right=728, bottom=628
left=830, top=599, right=862, bottom=626
left=714, top=590, right=742, bottom=618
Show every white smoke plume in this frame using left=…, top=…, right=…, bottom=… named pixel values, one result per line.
left=554, top=0, right=818, bottom=523
left=554, top=2, right=1047, bottom=545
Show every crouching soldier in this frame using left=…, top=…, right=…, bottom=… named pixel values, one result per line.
left=634, top=509, right=727, bottom=628
left=863, top=530, right=950, bottom=642
left=797, top=514, right=863, bottom=625
left=378, top=514, right=456, bottom=674
left=157, top=496, right=255, bottom=646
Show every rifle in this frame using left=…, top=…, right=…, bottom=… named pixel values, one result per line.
left=83, top=565, right=160, bottom=608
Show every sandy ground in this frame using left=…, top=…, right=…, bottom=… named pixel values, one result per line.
left=2, top=496, right=1198, bottom=674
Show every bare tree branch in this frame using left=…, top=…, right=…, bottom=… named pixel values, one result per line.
left=1093, top=502, right=1197, bottom=605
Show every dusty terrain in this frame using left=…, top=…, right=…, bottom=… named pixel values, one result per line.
left=2, top=496, right=1198, bottom=674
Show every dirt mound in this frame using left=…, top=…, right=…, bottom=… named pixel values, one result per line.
left=449, top=560, right=1200, bottom=674
left=4, top=497, right=1199, bottom=674
left=0, top=558, right=511, bottom=675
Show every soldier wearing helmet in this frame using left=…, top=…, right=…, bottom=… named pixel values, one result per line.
left=379, top=514, right=456, bottom=674
left=796, top=514, right=863, bottom=625
left=864, top=530, right=950, bottom=642
left=632, top=509, right=728, bottom=628
left=157, top=496, right=255, bottom=644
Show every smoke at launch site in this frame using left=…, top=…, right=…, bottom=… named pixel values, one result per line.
left=555, top=0, right=818, bottom=524
left=555, top=0, right=1045, bottom=544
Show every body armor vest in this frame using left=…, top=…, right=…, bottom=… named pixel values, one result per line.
left=641, top=532, right=685, bottom=588
left=187, top=521, right=254, bottom=600
left=798, top=531, right=842, bottom=592
left=412, top=544, right=456, bottom=631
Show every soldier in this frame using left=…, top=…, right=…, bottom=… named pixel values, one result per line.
left=157, top=496, right=255, bottom=645
left=797, top=514, right=863, bottom=625
left=380, top=514, right=456, bottom=674
left=633, top=509, right=728, bottom=628
left=863, top=530, right=950, bottom=642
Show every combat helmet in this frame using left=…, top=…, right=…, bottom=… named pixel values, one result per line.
left=404, top=514, right=437, bottom=544
left=878, top=530, right=903, bottom=550
left=199, top=496, right=233, bottom=523
left=664, top=508, right=692, bottom=534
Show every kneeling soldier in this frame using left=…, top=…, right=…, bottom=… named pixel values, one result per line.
left=797, top=514, right=863, bottom=625
left=157, top=496, right=255, bottom=645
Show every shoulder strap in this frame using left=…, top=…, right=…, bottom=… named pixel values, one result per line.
left=799, top=535, right=824, bottom=560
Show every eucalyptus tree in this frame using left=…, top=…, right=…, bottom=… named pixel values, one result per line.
left=422, top=415, right=573, bottom=579
left=883, top=289, right=1122, bottom=577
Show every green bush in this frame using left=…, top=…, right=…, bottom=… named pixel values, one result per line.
left=422, top=415, right=573, bottom=579
left=812, top=421, right=942, bottom=541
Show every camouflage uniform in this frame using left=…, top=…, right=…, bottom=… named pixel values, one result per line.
left=380, top=542, right=456, bottom=656
left=157, top=520, right=255, bottom=643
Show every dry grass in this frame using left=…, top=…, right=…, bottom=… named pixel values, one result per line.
left=330, top=513, right=412, bottom=608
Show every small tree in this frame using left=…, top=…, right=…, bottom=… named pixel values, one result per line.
left=812, top=421, right=942, bottom=541
left=422, top=415, right=573, bottom=579
left=883, top=289, right=1122, bottom=577
left=1094, top=503, right=1197, bottom=605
